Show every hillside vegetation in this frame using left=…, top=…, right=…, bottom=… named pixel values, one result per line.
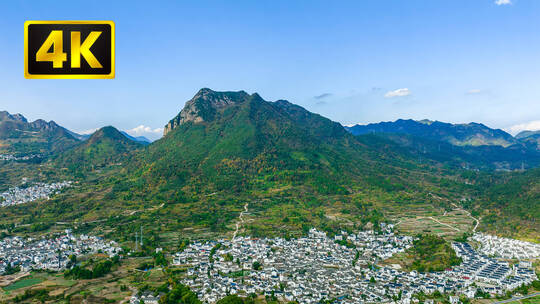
left=405, top=234, right=462, bottom=272
left=0, top=89, right=537, bottom=244
left=53, top=126, right=143, bottom=175
left=0, top=111, right=79, bottom=155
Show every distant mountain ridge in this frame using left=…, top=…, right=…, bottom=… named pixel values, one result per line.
left=517, top=131, right=540, bottom=151
left=66, top=130, right=151, bottom=144
left=120, top=131, right=151, bottom=144
left=0, top=111, right=150, bottom=156
left=0, top=111, right=79, bottom=154
left=345, top=119, right=517, bottom=147
left=344, top=119, right=540, bottom=170
left=54, top=126, right=143, bottom=172
left=516, top=130, right=540, bottom=139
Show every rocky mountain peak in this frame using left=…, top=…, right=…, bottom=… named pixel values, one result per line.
left=163, top=89, right=252, bottom=136
left=29, top=119, right=60, bottom=131
left=0, top=111, right=28, bottom=123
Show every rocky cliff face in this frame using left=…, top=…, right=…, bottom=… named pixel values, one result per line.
left=163, top=88, right=251, bottom=136
left=0, top=111, right=28, bottom=123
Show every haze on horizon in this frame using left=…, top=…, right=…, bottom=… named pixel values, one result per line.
left=1, top=0, right=539, bottom=141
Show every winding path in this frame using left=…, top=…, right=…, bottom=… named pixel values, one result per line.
left=232, top=203, right=249, bottom=241
left=395, top=201, right=481, bottom=235
left=423, top=216, right=461, bottom=232
left=451, top=202, right=480, bottom=233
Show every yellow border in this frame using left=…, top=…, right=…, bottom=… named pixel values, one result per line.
left=24, top=20, right=115, bottom=79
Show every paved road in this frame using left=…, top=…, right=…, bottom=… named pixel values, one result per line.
left=492, top=292, right=540, bottom=303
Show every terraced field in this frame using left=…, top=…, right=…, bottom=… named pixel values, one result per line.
left=392, top=207, right=475, bottom=239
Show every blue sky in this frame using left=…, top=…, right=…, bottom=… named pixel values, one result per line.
left=1, top=0, right=539, bottom=140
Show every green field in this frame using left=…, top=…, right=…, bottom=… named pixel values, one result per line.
left=2, top=276, right=44, bottom=291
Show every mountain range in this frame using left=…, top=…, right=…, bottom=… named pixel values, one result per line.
left=0, top=110, right=79, bottom=155
left=0, top=111, right=150, bottom=156
left=0, top=89, right=538, bottom=240
left=346, top=119, right=540, bottom=170
left=346, top=119, right=520, bottom=147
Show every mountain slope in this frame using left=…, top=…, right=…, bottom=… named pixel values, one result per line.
left=4, top=89, right=537, bottom=242
left=517, top=131, right=540, bottom=151
left=516, top=130, right=540, bottom=139
left=78, top=89, right=462, bottom=236
left=346, top=119, right=540, bottom=170
left=346, top=119, right=517, bottom=147
left=469, top=168, right=540, bottom=239
left=0, top=111, right=79, bottom=155
left=133, top=89, right=426, bottom=196
left=54, top=126, right=143, bottom=173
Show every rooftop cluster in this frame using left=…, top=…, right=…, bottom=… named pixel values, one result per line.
left=472, top=233, right=540, bottom=259
left=452, top=242, right=536, bottom=292
left=0, top=181, right=72, bottom=207
left=0, top=230, right=121, bottom=274
left=173, top=225, right=538, bottom=303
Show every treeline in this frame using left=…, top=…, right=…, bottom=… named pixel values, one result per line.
left=64, top=256, right=120, bottom=280
left=158, top=283, right=201, bottom=304
left=13, top=289, right=50, bottom=303
left=408, top=234, right=462, bottom=272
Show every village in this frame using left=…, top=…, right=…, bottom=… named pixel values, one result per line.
left=171, top=225, right=539, bottom=304
left=0, top=230, right=121, bottom=274
left=0, top=181, right=72, bottom=207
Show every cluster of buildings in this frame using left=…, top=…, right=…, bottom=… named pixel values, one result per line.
left=471, top=233, right=540, bottom=259
left=0, top=154, right=42, bottom=161
left=0, top=181, right=72, bottom=207
left=0, top=230, right=121, bottom=274
left=452, top=242, right=536, bottom=293
left=173, top=225, right=538, bottom=304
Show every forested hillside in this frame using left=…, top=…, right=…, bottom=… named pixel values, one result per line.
left=0, top=89, right=537, bottom=243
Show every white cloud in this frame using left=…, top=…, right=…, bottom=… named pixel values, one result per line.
left=506, top=120, right=540, bottom=135
left=384, top=88, right=411, bottom=98
left=125, top=125, right=164, bottom=141
left=466, top=89, right=482, bottom=95
left=495, top=0, right=512, bottom=5
left=78, top=128, right=99, bottom=135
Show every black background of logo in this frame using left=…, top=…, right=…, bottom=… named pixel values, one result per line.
left=27, top=24, right=111, bottom=75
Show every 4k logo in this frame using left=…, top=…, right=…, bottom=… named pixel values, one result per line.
left=24, top=21, right=115, bottom=79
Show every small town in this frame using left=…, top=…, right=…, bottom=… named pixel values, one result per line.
left=171, top=225, right=538, bottom=304
left=0, top=181, right=72, bottom=207
left=0, top=230, right=121, bottom=274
